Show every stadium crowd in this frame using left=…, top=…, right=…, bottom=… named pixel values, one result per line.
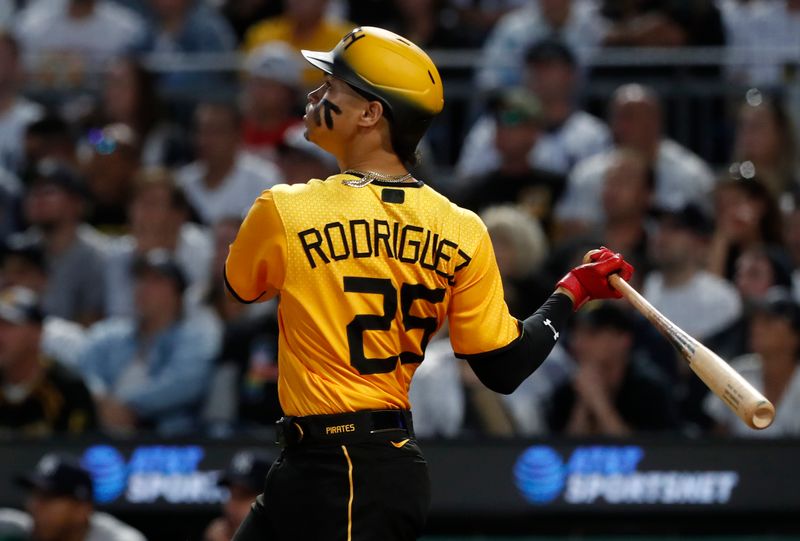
left=0, top=0, right=798, bottom=444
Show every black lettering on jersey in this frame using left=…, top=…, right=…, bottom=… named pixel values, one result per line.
left=342, top=28, right=366, bottom=50
left=299, top=228, right=329, bottom=269
left=381, top=188, right=405, bottom=204
left=455, top=249, right=472, bottom=272
left=324, top=222, right=350, bottom=261
left=373, top=220, right=393, bottom=258
left=419, top=230, right=438, bottom=271
left=321, top=99, right=342, bottom=130
left=399, top=225, right=424, bottom=263
left=435, top=239, right=458, bottom=278
left=392, top=222, right=400, bottom=259
left=350, top=220, right=372, bottom=258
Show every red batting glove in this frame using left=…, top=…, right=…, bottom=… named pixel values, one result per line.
left=556, top=247, right=634, bottom=310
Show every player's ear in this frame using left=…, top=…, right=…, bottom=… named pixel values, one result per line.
left=358, top=100, right=384, bottom=128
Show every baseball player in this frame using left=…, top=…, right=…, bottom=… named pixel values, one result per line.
left=225, top=26, right=633, bottom=541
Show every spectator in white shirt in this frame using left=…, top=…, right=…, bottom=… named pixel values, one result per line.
left=0, top=32, right=43, bottom=175
left=475, top=0, right=607, bottom=91
left=555, top=84, right=715, bottom=233
left=176, top=102, right=282, bottom=225
left=457, top=39, right=610, bottom=182
left=705, top=287, right=800, bottom=437
left=104, top=168, right=212, bottom=318
left=15, top=0, right=146, bottom=82
left=644, top=204, right=742, bottom=342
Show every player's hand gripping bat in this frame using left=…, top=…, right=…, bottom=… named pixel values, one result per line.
left=608, top=274, right=775, bottom=430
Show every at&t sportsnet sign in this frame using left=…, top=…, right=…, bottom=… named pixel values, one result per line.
left=81, top=445, right=227, bottom=505
left=514, top=445, right=739, bottom=506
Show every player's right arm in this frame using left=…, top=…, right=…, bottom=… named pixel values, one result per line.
left=225, top=190, right=287, bottom=303
left=449, top=231, right=632, bottom=394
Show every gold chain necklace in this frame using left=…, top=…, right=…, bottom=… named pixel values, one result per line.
left=341, top=169, right=414, bottom=188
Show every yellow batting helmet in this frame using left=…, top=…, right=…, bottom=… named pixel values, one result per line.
left=301, top=26, right=444, bottom=148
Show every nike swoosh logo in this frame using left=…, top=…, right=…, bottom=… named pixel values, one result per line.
left=390, top=439, right=410, bottom=448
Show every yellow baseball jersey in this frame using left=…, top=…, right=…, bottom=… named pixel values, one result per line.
left=225, top=173, right=521, bottom=417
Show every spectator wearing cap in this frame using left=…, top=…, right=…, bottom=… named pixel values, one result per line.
left=22, top=161, right=108, bottom=326
left=241, top=42, right=304, bottom=160
left=79, top=249, right=221, bottom=435
left=475, top=0, right=607, bottom=92
left=0, top=287, right=96, bottom=436
left=0, top=31, right=44, bottom=175
left=705, top=288, right=800, bottom=438
left=23, top=114, right=79, bottom=177
left=644, top=204, right=742, bottom=342
left=1, top=233, right=87, bottom=368
left=555, top=84, right=715, bottom=235
left=204, top=450, right=272, bottom=541
left=546, top=302, right=679, bottom=436
left=80, top=123, right=141, bottom=234
left=275, top=123, right=338, bottom=185
left=708, top=176, right=784, bottom=281
left=10, top=454, right=145, bottom=541
left=176, top=101, right=282, bottom=225
left=104, top=168, right=213, bottom=317
left=457, top=39, right=610, bottom=182
left=456, top=88, right=565, bottom=228
left=243, top=0, right=354, bottom=88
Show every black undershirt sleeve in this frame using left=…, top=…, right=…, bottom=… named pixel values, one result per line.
left=457, top=292, right=573, bottom=395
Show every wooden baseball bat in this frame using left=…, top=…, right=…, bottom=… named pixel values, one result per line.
left=608, top=274, right=775, bottom=430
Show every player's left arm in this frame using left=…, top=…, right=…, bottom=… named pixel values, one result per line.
left=225, top=190, right=287, bottom=303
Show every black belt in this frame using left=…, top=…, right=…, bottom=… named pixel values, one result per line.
left=275, top=409, right=414, bottom=448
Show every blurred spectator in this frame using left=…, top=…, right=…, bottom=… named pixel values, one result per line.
left=243, top=0, right=354, bottom=88
left=602, top=0, right=724, bottom=48
left=22, top=161, right=107, bottom=325
left=0, top=287, right=96, bottom=436
left=203, top=218, right=280, bottom=432
left=555, top=84, right=715, bottom=233
left=143, top=0, right=235, bottom=51
left=176, top=101, right=281, bottom=224
left=23, top=114, right=78, bottom=177
left=719, top=0, right=800, bottom=87
left=385, top=0, right=467, bottom=49
left=79, top=249, right=220, bottom=435
left=0, top=165, right=20, bottom=239
left=204, top=450, right=272, bottom=541
left=80, top=124, right=140, bottom=233
left=708, top=245, right=795, bottom=362
left=449, top=0, right=530, bottom=41
left=97, top=57, right=190, bottom=167
left=11, top=454, right=146, bottom=541
left=15, top=0, right=146, bottom=83
left=104, top=168, right=212, bottom=317
left=457, top=88, right=565, bottom=227
left=458, top=39, right=610, bottom=180
left=221, top=0, right=281, bottom=43
left=475, top=0, right=608, bottom=91
left=551, top=149, right=654, bottom=280
left=481, top=204, right=550, bottom=317
left=731, top=95, right=799, bottom=198
left=547, top=303, right=679, bottom=435
left=644, top=204, right=742, bottom=341
left=705, top=288, right=800, bottom=437
left=707, top=176, right=783, bottom=279
left=275, top=123, right=338, bottom=184
left=1, top=234, right=87, bottom=368
left=240, top=42, right=304, bottom=160
left=0, top=31, right=43, bottom=175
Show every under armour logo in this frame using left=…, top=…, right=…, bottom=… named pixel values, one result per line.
left=543, top=319, right=559, bottom=341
